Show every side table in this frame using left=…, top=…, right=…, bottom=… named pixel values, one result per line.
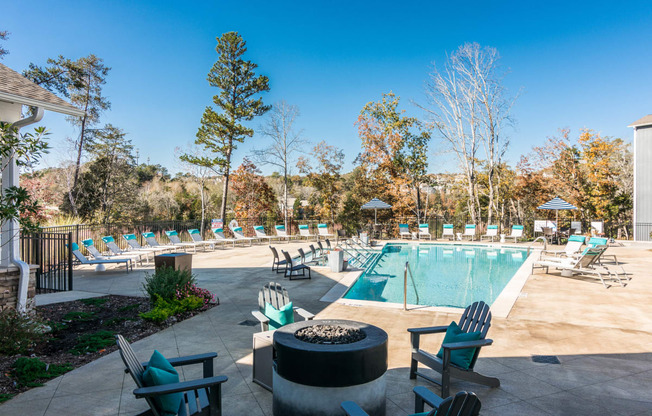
left=253, top=330, right=274, bottom=391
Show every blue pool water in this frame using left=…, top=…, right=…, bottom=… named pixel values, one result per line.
left=343, top=243, right=529, bottom=308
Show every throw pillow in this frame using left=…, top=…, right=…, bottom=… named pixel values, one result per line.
left=263, top=302, right=294, bottom=330
left=436, top=321, right=482, bottom=370
left=142, top=350, right=183, bottom=416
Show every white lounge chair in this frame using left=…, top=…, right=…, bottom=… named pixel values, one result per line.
left=82, top=238, right=144, bottom=266
left=187, top=229, right=216, bottom=250
left=274, top=225, right=295, bottom=242
left=418, top=223, right=431, bottom=240
left=540, top=235, right=585, bottom=259
left=461, top=224, right=477, bottom=241
left=298, top=224, right=316, bottom=241
left=505, top=225, right=524, bottom=243
left=398, top=223, right=411, bottom=240
left=441, top=224, right=455, bottom=240
left=481, top=225, right=498, bottom=242
left=533, top=246, right=623, bottom=288
left=210, top=228, right=237, bottom=247
left=164, top=230, right=198, bottom=252
left=317, top=223, right=334, bottom=239
left=70, top=243, right=132, bottom=272
left=253, top=226, right=276, bottom=243
left=102, top=236, right=153, bottom=264
left=122, top=233, right=168, bottom=254
left=230, top=226, right=255, bottom=246
left=142, top=232, right=177, bottom=251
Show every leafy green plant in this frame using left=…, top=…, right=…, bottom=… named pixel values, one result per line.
left=70, top=330, right=115, bottom=355
left=139, top=295, right=204, bottom=323
left=104, top=316, right=135, bottom=326
left=0, top=309, right=46, bottom=355
left=118, top=303, right=140, bottom=312
left=142, top=265, right=196, bottom=302
left=63, top=311, right=96, bottom=322
left=79, top=297, right=109, bottom=307
left=11, top=357, right=72, bottom=387
left=0, top=393, right=14, bottom=403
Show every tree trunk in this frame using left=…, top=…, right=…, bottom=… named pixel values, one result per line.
left=220, top=147, right=232, bottom=221
left=283, top=163, right=288, bottom=229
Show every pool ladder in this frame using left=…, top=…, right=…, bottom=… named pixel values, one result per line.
left=526, top=236, right=548, bottom=256
left=404, top=262, right=420, bottom=311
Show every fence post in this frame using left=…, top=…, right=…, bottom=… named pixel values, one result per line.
left=67, top=232, right=73, bottom=291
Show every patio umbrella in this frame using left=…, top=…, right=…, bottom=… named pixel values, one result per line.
left=361, top=198, right=392, bottom=225
left=537, top=197, right=577, bottom=229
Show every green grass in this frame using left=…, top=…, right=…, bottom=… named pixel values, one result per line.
left=11, top=357, right=72, bottom=387
left=63, top=311, right=96, bottom=322
left=70, top=330, right=115, bottom=355
left=0, top=393, right=15, bottom=403
left=79, top=298, right=109, bottom=307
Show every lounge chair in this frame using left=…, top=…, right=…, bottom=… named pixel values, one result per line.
left=187, top=229, right=216, bottom=251
left=122, top=233, right=168, bottom=254
left=281, top=250, right=311, bottom=280
left=533, top=246, right=623, bottom=288
left=342, top=389, right=481, bottom=416
left=461, top=224, right=477, bottom=241
left=275, top=225, right=295, bottom=242
left=540, top=235, right=585, bottom=259
left=229, top=226, right=255, bottom=246
left=399, top=223, right=412, bottom=240
left=103, top=236, right=153, bottom=263
left=504, top=225, right=523, bottom=243
left=480, top=225, right=498, bottom=242
left=115, top=334, right=227, bottom=416
left=317, top=223, right=334, bottom=239
left=441, top=224, right=455, bottom=240
left=586, top=237, right=620, bottom=265
left=82, top=238, right=144, bottom=266
left=418, top=223, right=432, bottom=240
left=210, top=228, right=236, bottom=247
left=253, top=226, right=276, bottom=243
left=142, top=232, right=178, bottom=251
left=165, top=230, right=198, bottom=252
left=70, top=243, right=132, bottom=272
left=250, top=282, right=314, bottom=332
left=269, top=246, right=288, bottom=273
left=298, top=224, right=316, bottom=240
left=408, top=301, right=498, bottom=397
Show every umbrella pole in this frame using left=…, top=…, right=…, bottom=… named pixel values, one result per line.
left=374, top=209, right=377, bottom=225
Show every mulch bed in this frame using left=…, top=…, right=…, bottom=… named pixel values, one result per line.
left=0, top=295, right=216, bottom=401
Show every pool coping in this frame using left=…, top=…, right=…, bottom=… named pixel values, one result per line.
left=320, top=241, right=540, bottom=318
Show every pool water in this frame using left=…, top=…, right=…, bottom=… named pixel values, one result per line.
left=343, top=243, right=528, bottom=308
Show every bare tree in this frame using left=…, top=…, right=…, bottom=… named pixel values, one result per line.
left=177, top=145, right=217, bottom=233
left=252, top=101, right=306, bottom=227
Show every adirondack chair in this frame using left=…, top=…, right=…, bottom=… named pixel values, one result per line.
left=408, top=301, right=498, bottom=397
left=269, top=246, right=288, bottom=273
left=251, top=282, right=314, bottom=331
left=342, top=389, right=481, bottom=416
left=281, top=250, right=311, bottom=280
left=116, top=334, right=228, bottom=416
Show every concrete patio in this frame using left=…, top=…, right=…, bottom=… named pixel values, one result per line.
left=1, top=240, right=651, bottom=415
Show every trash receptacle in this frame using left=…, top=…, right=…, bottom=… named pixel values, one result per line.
left=154, top=252, right=192, bottom=273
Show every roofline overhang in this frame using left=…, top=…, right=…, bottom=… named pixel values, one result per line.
left=628, top=122, right=652, bottom=129
left=0, top=91, right=85, bottom=117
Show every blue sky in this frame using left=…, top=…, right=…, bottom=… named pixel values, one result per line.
left=3, top=0, right=651, bottom=175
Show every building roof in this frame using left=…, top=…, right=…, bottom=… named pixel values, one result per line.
left=0, top=63, right=85, bottom=117
left=628, top=114, right=652, bottom=129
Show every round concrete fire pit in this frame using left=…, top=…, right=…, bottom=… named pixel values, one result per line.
left=273, top=319, right=388, bottom=416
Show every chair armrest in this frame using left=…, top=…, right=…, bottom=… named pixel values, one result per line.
left=133, top=375, right=228, bottom=398
left=441, top=338, right=493, bottom=351
left=252, top=310, right=269, bottom=324
left=407, top=325, right=449, bottom=335
left=340, top=401, right=369, bottom=416
left=413, top=386, right=444, bottom=409
left=295, top=308, right=314, bottom=321
left=142, top=352, right=217, bottom=369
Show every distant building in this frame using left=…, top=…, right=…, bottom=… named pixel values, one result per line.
left=629, top=114, right=652, bottom=241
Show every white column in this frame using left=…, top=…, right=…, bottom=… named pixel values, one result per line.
left=0, top=102, right=23, bottom=267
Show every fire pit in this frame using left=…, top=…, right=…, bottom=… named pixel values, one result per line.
left=273, top=319, right=388, bottom=416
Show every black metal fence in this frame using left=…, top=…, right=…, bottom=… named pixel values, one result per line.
left=20, top=232, right=73, bottom=293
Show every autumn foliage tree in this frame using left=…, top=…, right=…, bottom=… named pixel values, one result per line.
left=297, top=141, right=344, bottom=222
left=230, top=159, right=277, bottom=219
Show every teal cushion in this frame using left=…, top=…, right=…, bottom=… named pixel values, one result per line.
left=568, top=235, right=585, bottom=243
left=102, top=236, right=115, bottom=243
left=263, top=302, right=294, bottom=330
left=81, top=238, right=93, bottom=247
left=436, top=321, right=482, bottom=370
left=142, top=350, right=183, bottom=416
left=410, top=413, right=432, bottom=416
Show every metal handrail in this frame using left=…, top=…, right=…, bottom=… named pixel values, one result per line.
left=403, top=262, right=420, bottom=310
left=527, top=236, right=548, bottom=256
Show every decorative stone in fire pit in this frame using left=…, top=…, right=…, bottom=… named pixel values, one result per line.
left=273, top=319, right=388, bottom=416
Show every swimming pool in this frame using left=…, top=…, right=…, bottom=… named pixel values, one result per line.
left=343, top=243, right=529, bottom=308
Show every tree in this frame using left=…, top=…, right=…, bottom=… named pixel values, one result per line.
left=230, top=159, right=277, bottom=219
left=177, top=145, right=216, bottom=233
left=0, top=30, right=9, bottom=59
left=23, top=54, right=111, bottom=215
left=190, top=32, right=270, bottom=221
left=297, top=141, right=345, bottom=222
left=253, top=101, right=306, bottom=227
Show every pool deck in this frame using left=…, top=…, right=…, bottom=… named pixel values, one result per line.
left=2, top=239, right=651, bottom=415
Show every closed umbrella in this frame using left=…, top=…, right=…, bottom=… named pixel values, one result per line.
left=537, top=197, right=577, bottom=231
left=361, top=198, right=392, bottom=225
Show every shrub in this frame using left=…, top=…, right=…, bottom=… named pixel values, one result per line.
left=139, top=295, right=205, bottom=323
left=143, top=266, right=195, bottom=302
left=0, top=394, right=14, bottom=403
left=0, top=309, right=46, bottom=356
left=11, top=357, right=72, bottom=387
left=70, top=330, right=115, bottom=355
left=63, top=311, right=96, bottom=322
left=176, top=282, right=215, bottom=307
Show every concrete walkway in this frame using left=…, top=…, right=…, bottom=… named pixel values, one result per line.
left=2, top=240, right=651, bottom=415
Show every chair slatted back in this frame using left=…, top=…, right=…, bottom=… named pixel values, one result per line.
left=433, top=391, right=481, bottom=416
left=298, top=248, right=308, bottom=264
left=325, top=239, right=331, bottom=249
left=317, top=241, right=325, bottom=253
left=269, top=246, right=279, bottom=261
left=576, top=247, right=604, bottom=269
left=282, top=250, right=294, bottom=267
left=258, top=282, right=290, bottom=312
left=116, top=335, right=162, bottom=416
left=457, top=301, right=491, bottom=370
left=309, top=244, right=320, bottom=259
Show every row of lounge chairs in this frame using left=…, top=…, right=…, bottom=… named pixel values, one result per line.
left=399, top=223, right=524, bottom=242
